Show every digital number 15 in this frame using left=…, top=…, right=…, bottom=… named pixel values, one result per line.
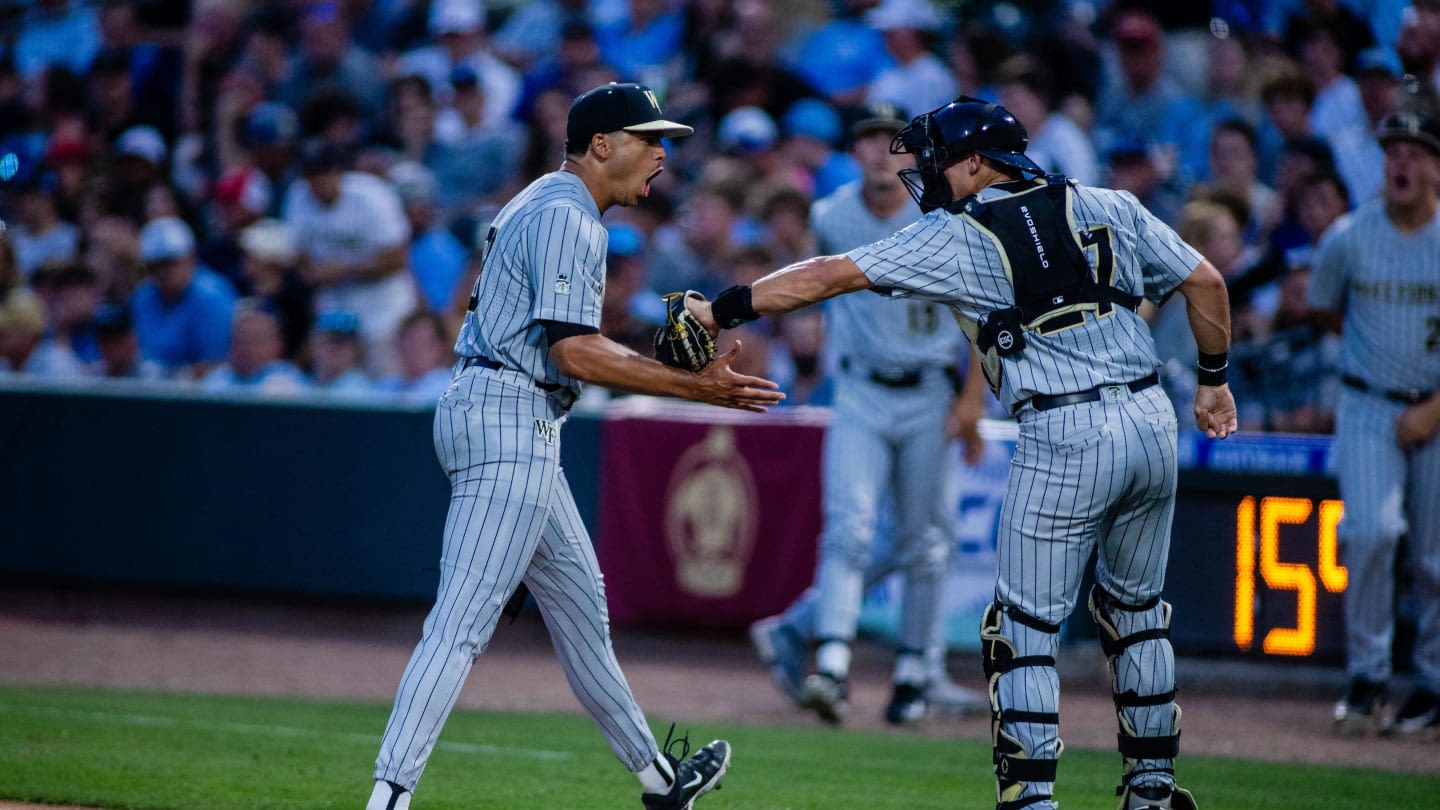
left=1233, top=496, right=1346, bottom=656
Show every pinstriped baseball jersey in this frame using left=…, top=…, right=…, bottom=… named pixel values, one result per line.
left=1307, top=201, right=1440, bottom=392
left=811, top=181, right=968, bottom=367
left=847, top=183, right=1202, bottom=413
left=455, top=171, right=607, bottom=391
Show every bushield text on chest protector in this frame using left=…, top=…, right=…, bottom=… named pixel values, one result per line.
left=955, top=177, right=1141, bottom=357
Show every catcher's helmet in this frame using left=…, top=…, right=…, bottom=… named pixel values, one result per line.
left=891, top=96, right=1044, bottom=212
left=1375, top=109, right=1440, bottom=157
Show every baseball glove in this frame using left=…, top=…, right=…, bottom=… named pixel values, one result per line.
left=653, top=290, right=717, bottom=372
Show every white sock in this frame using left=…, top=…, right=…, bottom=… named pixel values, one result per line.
left=366, top=780, right=411, bottom=810
left=637, top=756, right=675, bottom=793
left=894, top=652, right=928, bottom=686
left=816, top=641, right=850, bottom=678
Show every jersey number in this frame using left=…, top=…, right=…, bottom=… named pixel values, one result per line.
left=907, top=303, right=940, bottom=335
left=1427, top=317, right=1440, bottom=353
left=465, top=226, right=498, bottom=314
left=1079, top=225, right=1117, bottom=316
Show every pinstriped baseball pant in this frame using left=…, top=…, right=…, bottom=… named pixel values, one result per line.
left=994, top=385, right=1179, bottom=807
left=374, top=369, right=658, bottom=791
left=1333, top=388, right=1440, bottom=691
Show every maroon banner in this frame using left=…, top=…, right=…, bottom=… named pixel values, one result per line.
left=596, top=400, right=827, bottom=627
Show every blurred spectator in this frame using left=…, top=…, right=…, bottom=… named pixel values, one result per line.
left=83, top=215, right=144, bottom=303
left=1257, top=60, right=1318, bottom=182
left=777, top=98, right=858, bottom=199
left=1397, top=3, right=1440, bottom=101
left=1291, top=18, right=1366, bottom=144
left=1206, top=117, right=1279, bottom=245
left=1230, top=262, right=1341, bottom=433
left=994, top=55, right=1098, bottom=185
left=513, top=18, right=609, bottom=118
left=788, top=0, right=893, bottom=107
left=424, top=70, right=526, bottom=216
left=771, top=307, right=833, bottom=407
left=593, top=0, right=686, bottom=91
left=238, top=217, right=311, bottom=359
left=1330, top=47, right=1404, bottom=206
left=389, top=161, right=469, bottom=315
left=88, top=301, right=163, bottom=381
left=1093, top=7, right=1183, bottom=155
left=0, top=287, right=51, bottom=375
left=756, top=185, right=816, bottom=269
left=688, top=0, right=814, bottom=125
left=284, top=139, right=415, bottom=376
left=130, top=216, right=237, bottom=379
left=10, top=0, right=99, bottom=80
left=396, top=0, right=522, bottom=129
left=1281, top=0, right=1375, bottom=72
left=492, top=0, right=590, bottom=73
left=234, top=3, right=296, bottom=99
left=0, top=226, right=17, bottom=300
left=110, top=124, right=168, bottom=220
left=30, top=262, right=100, bottom=365
left=373, top=309, right=454, bottom=402
left=864, top=0, right=956, bottom=115
left=1158, top=32, right=1263, bottom=186
left=598, top=223, right=660, bottom=356
left=9, top=171, right=78, bottom=277
left=201, top=299, right=307, bottom=395
left=1104, top=137, right=1181, bottom=225
left=521, top=87, right=578, bottom=181
left=1264, top=136, right=1337, bottom=255
left=41, top=135, right=90, bottom=220
left=203, top=167, right=274, bottom=293
left=275, top=1, right=385, bottom=119
left=217, top=102, right=299, bottom=219
left=86, top=47, right=140, bottom=145
left=307, top=309, right=372, bottom=395
left=648, top=178, right=745, bottom=295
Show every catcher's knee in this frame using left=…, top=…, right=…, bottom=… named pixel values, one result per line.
left=1088, top=586, right=1183, bottom=791
left=980, top=600, right=1063, bottom=810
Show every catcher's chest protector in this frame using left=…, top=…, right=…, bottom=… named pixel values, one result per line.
left=956, top=176, right=1141, bottom=356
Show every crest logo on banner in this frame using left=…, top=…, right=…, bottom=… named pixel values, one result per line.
left=665, top=426, right=757, bottom=597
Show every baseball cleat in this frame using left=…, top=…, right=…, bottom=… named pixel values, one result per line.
left=1118, top=782, right=1198, bottom=809
left=925, top=675, right=989, bottom=716
left=748, top=615, right=806, bottom=704
left=884, top=681, right=927, bottom=725
left=640, top=739, right=731, bottom=810
left=1333, top=676, right=1388, bottom=735
left=1381, top=688, right=1439, bottom=737
left=799, top=672, right=849, bottom=726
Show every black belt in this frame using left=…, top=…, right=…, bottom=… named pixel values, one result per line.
left=1340, top=374, right=1432, bottom=406
left=1021, top=372, right=1160, bottom=413
left=840, top=357, right=939, bottom=389
left=461, top=355, right=576, bottom=408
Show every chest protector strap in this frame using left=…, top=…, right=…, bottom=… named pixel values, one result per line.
left=954, top=176, right=1142, bottom=356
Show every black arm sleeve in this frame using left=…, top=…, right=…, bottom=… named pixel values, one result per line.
left=540, top=319, right=600, bottom=346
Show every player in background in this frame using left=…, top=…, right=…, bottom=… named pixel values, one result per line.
left=748, top=101, right=988, bottom=726
left=1310, top=108, right=1440, bottom=736
left=365, top=82, right=783, bottom=810
left=680, top=97, right=1235, bottom=810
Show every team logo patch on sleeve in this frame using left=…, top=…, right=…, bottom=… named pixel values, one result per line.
left=554, top=274, right=571, bottom=294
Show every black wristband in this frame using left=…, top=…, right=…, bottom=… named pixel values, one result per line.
left=1197, top=351, right=1228, bottom=387
left=712, top=284, right=760, bottom=329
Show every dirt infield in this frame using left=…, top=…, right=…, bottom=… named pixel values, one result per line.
left=0, top=580, right=1435, bottom=800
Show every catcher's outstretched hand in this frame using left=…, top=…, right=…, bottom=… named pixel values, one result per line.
left=1194, top=383, right=1238, bottom=439
left=695, top=340, right=785, bottom=413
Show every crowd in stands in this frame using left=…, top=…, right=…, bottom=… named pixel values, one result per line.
left=0, top=0, right=1436, bottom=427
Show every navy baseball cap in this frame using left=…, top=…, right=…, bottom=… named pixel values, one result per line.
left=566, top=83, right=693, bottom=152
left=851, top=100, right=911, bottom=138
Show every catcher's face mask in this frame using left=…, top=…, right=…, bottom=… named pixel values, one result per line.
left=891, top=113, right=959, bottom=214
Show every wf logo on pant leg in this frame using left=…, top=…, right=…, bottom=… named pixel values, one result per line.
left=535, top=419, right=558, bottom=446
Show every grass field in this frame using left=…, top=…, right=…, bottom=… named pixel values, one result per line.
left=0, top=685, right=1435, bottom=810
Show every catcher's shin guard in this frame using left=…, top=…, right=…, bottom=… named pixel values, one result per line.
left=1088, top=586, right=1187, bottom=802
left=1117, top=782, right=1199, bottom=810
left=981, top=600, right=1063, bottom=810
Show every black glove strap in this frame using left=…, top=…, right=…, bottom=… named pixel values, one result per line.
left=713, top=285, right=760, bottom=329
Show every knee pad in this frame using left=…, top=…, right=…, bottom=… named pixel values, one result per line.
left=980, top=601, right=1063, bottom=810
left=1088, top=586, right=1182, bottom=794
